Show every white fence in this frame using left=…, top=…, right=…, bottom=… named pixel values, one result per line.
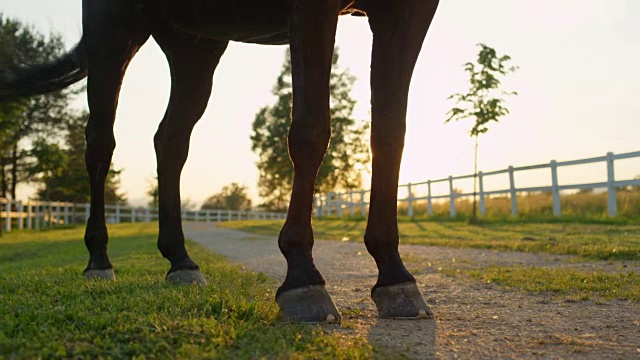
left=0, top=200, right=286, bottom=233
left=314, top=151, right=640, bottom=219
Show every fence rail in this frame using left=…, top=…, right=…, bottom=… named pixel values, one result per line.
left=314, top=151, right=640, bottom=219
left=0, top=200, right=286, bottom=233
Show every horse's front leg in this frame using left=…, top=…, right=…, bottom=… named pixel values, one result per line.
left=153, top=26, right=229, bottom=284
left=83, top=0, right=150, bottom=280
left=364, top=0, right=439, bottom=318
left=275, top=0, right=342, bottom=323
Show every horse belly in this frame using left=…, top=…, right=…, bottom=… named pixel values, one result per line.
left=155, top=0, right=290, bottom=44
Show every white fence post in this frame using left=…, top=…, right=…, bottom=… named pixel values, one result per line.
left=115, top=204, right=121, bottom=223
left=323, top=195, right=327, bottom=218
left=478, top=172, right=486, bottom=216
left=64, top=203, right=70, bottom=225
left=360, top=190, right=366, bottom=217
left=427, top=180, right=433, bottom=216
left=17, top=201, right=23, bottom=230
left=55, top=204, right=61, bottom=226
left=336, top=193, right=343, bottom=219
left=85, top=203, right=90, bottom=224
left=34, top=204, right=41, bottom=230
left=206, top=210, right=211, bottom=222
left=26, top=201, right=32, bottom=229
left=448, top=176, right=456, bottom=217
left=48, top=202, right=53, bottom=228
left=326, top=192, right=333, bottom=216
left=407, top=183, right=414, bottom=219
left=550, top=160, right=561, bottom=217
left=319, top=196, right=325, bottom=218
left=349, top=190, right=355, bottom=218
left=313, top=196, right=320, bottom=218
left=508, top=166, right=518, bottom=216
left=5, top=200, right=11, bottom=232
left=606, top=152, right=617, bottom=217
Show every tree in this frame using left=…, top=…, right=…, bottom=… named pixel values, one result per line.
left=445, top=43, right=517, bottom=222
left=201, top=183, right=252, bottom=211
left=251, top=49, right=370, bottom=211
left=0, top=15, right=78, bottom=199
left=33, top=112, right=127, bottom=204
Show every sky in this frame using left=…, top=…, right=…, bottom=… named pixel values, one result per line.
left=3, top=0, right=640, bottom=207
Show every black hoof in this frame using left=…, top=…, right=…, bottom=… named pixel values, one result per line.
left=276, top=285, right=341, bottom=323
left=83, top=268, right=116, bottom=281
left=166, top=269, right=206, bottom=285
left=372, top=282, right=433, bottom=319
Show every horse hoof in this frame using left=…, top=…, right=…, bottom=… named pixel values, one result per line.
left=371, top=282, right=433, bottom=319
left=166, top=269, right=206, bottom=285
left=83, top=268, right=116, bottom=281
left=276, top=285, right=341, bottom=323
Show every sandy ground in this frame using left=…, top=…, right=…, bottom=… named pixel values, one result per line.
left=183, top=222, right=640, bottom=359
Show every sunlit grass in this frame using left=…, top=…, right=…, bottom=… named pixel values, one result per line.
left=220, top=220, right=640, bottom=261
left=0, top=223, right=373, bottom=359
left=441, top=266, right=640, bottom=302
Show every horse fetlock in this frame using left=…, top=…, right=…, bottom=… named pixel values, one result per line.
left=278, top=223, right=313, bottom=250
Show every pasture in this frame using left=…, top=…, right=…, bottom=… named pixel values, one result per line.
left=0, top=224, right=371, bottom=359
left=2, top=220, right=639, bottom=358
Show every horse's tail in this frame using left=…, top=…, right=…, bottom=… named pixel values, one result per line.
left=0, top=38, right=88, bottom=102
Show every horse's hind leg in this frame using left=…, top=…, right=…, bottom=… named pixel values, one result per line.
left=83, top=1, right=150, bottom=280
left=363, top=0, right=439, bottom=318
left=152, top=26, right=228, bottom=285
left=275, top=0, right=342, bottom=323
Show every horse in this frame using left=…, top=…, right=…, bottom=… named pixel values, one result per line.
left=0, top=0, right=439, bottom=323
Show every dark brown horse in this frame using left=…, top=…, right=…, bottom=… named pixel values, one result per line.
left=0, top=0, right=439, bottom=323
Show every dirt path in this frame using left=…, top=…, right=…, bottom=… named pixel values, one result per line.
left=184, top=223, right=640, bottom=359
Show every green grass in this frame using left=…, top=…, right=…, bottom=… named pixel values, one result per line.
left=219, top=220, right=640, bottom=261
left=0, top=223, right=373, bottom=359
left=441, top=266, right=640, bottom=302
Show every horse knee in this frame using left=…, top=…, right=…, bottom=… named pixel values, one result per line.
left=288, top=117, right=331, bottom=168
left=154, top=125, right=193, bottom=176
left=85, top=123, right=116, bottom=174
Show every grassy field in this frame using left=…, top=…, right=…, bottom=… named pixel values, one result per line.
left=440, top=266, right=640, bottom=302
left=0, top=223, right=372, bottom=359
left=219, top=219, right=640, bottom=261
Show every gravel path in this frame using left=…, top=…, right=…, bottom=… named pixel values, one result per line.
left=184, top=222, right=640, bottom=359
